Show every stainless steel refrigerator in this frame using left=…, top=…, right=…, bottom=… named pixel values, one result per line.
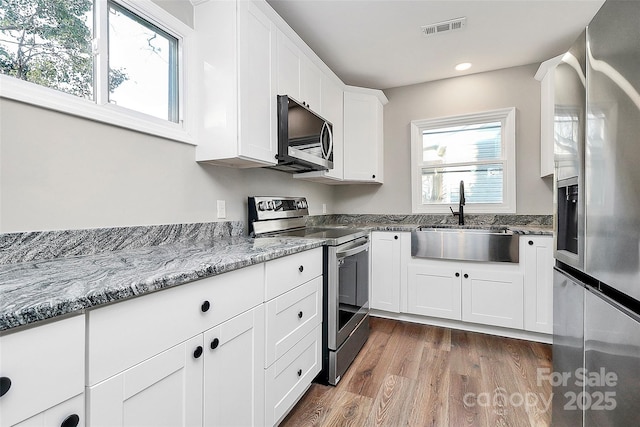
left=553, top=0, right=640, bottom=425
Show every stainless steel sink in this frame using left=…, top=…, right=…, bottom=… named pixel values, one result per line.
left=411, top=226, right=519, bottom=263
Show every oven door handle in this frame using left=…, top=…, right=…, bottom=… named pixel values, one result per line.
left=336, top=241, right=370, bottom=259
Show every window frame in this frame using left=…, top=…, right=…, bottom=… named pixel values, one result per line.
left=0, top=0, right=195, bottom=144
left=410, top=107, right=517, bottom=214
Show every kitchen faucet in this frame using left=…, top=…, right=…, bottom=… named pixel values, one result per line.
left=449, top=180, right=465, bottom=225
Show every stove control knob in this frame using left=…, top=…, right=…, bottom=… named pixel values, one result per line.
left=296, top=200, right=304, bottom=209
left=301, top=199, right=308, bottom=209
left=265, top=201, right=274, bottom=210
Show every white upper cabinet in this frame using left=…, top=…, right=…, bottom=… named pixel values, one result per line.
left=343, top=87, right=388, bottom=183
left=293, top=74, right=345, bottom=183
left=195, top=0, right=277, bottom=167
left=276, top=29, right=322, bottom=112
left=535, top=54, right=563, bottom=178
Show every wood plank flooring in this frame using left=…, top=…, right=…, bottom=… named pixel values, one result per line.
left=281, top=317, right=552, bottom=427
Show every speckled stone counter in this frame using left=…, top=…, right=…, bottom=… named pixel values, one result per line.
left=308, top=214, right=553, bottom=235
left=0, top=234, right=325, bottom=332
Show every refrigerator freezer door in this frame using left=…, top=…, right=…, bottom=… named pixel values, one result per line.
left=552, top=268, right=585, bottom=426
left=585, top=0, right=640, bottom=300
left=584, top=288, right=640, bottom=426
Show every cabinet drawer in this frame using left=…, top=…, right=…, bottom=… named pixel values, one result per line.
left=265, top=325, right=322, bottom=426
left=265, top=248, right=322, bottom=301
left=12, top=393, right=84, bottom=427
left=87, top=264, right=263, bottom=385
left=0, top=315, right=84, bottom=427
left=265, top=277, right=322, bottom=367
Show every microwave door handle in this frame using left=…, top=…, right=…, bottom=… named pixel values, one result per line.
left=336, top=242, right=370, bottom=259
left=321, top=122, right=333, bottom=160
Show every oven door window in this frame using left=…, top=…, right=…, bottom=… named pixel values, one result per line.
left=338, top=249, right=369, bottom=331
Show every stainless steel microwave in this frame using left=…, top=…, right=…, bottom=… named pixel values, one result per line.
left=269, top=95, right=333, bottom=173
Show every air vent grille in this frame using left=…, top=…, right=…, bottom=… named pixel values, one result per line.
left=421, top=17, right=467, bottom=37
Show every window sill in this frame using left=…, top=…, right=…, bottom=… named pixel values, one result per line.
left=0, top=75, right=195, bottom=145
left=412, top=204, right=516, bottom=215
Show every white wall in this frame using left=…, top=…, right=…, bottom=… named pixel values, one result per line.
left=334, top=64, right=553, bottom=215
left=0, top=99, right=334, bottom=232
left=0, top=0, right=334, bottom=233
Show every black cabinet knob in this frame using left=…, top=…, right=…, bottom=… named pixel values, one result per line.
left=394, top=235, right=398, bottom=240
left=194, top=346, right=203, bottom=359
left=210, top=338, right=220, bottom=349
left=61, top=414, right=80, bottom=427
left=0, top=377, right=11, bottom=397
left=372, top=175, right=376, bottom=179
left=201, top=301, right=211, bottom=312
left=297, top=369, right=302, bottom=377
left=455, top=272, right=460, bottom=277
left=299, top=265, right=304, bottom=273
left=528, top=240, right=534, bottom=245
left=464, top=273, right=469, bottom=279
left=298, top=311, right=303, bottom=319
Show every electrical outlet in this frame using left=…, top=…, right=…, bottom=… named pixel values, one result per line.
left=322, top=203, right=327, bottom=214
left=217, top=200, right=226, bottom=219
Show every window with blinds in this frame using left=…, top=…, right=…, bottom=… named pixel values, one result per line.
left=411, top=108, right=516, bottom=213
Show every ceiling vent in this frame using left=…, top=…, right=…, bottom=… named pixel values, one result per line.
left=421, top=17, right=467, bottom=37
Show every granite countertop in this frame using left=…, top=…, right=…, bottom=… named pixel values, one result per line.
left=331, top=223, right=553, bottom=235
left=0, top=236, right=325, bottom=332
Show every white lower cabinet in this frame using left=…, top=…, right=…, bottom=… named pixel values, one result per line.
left=406, top=263, right=462, bottom=320
left=461, top=269, right=524, bottom=329
left=523, top=236, right=554, bottom=333
left=264, top=325, right=322, bottom=426
left=406, top=260, right=524, bottom=328
left=87, top=335, right=203, bottom=427
left=0, top=315, right=85, bottom=427
left=370, top=232, right=409, bottom=313
left=263, top=250, right=323, bottom=426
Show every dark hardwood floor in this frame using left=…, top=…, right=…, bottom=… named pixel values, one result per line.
left=281, top=317, right=552, bottom=427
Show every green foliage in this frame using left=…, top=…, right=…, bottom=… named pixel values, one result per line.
left=0, top=0, right=127, bottom=98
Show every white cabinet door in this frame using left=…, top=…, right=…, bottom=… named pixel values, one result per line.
left=238, top=0, right=277, bottom=164
left=299, top=57, right=322, bottom=113
left=195, top=0, right=276, bottom=167
left=407, top=263, right=462, bottom=320
left=370, top=232, right=403, bottom=313
left=461, top=269, right=524, bottom=329
left=87, top=335, right=203, bottom=427
left=343, top=89, right=384, bottom=183
left=275, top=30, right=321, bottom=112
left=276, top=29, right=300, bottom=99
left=203, top=305, right=265, bottom=427
left=0, top=315, right=84, bottom=427
left=523, top=236, right=554, bottom=333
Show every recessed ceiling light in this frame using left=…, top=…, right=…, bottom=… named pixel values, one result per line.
left=455, top=62, right=472, bottom=71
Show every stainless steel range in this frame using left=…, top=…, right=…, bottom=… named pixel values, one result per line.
left=248, top=196, right=370, bottom=385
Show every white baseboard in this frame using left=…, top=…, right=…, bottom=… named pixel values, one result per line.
left=369, top=309, right=552, bottom=344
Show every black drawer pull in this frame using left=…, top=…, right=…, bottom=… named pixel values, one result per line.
left=298, top=311, right=303, bottom=319
left=372, top=174, right=376, bottom=179
left=201, top=301, right=211, bottom=312
left=194, top=346, right=203, bottom=359
left=0, top=377, right=11, bottom=397
left=394, top=235, right=398, bottom=240
left=455, top=272, right=460, bottom=277
left=464, top=273, right=469, bottom=279
left=528, top=240, right=534, bottom=245
left=210, top=338, right=220, bottom=350
left=299, top=265, right=304, bottom=273
left=297, top=369, right=302, bottom=377
left=61, top=414, right=80, bottom=427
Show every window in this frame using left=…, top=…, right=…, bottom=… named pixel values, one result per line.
left=411, top=108, right=516, bottom=213
left=0, top=0, right=193, bottom=142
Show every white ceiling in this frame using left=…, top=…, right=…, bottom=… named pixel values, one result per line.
left=266, top=0, right=606, bottom=90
